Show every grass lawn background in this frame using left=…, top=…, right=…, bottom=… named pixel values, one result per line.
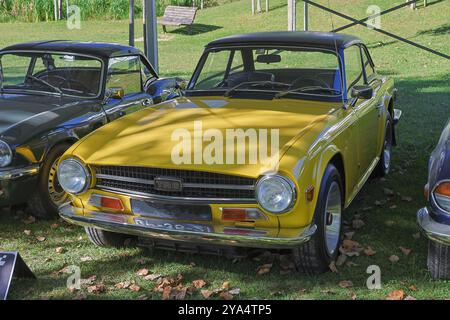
left=0, top=0, right=449, bottom=299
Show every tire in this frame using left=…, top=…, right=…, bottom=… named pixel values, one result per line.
left=27, top=143, right=71, bottom=219
left=376, top=114, right=393, bottom=177
left=292, top=164, right=344, bottom=275
left=427, top=240, right=450, bottom=280
left=85, top=227, right=133, bottom=248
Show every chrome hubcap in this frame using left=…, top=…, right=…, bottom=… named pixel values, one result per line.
left=47, top=157, right=68, bottom=206
left=384, top=122, right=392, bottom=172
left=324, top=181, right=342, bottom=255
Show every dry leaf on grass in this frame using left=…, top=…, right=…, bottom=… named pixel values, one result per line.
left=329, top=261, right=339, bottom=273
left=136, top=268, right=149, bottom=276
left=257, top=263, right=273, bottom=275
left=399, top=247, right=412, bottom=255
left=22, top=216, right=36, bottom=225
left=364, top=246, right=377, bottom=256
left=23, top=229, right=32, bottom=236
left=129, top=284, right=140, bottom=292
left=352, top=219, right=365, bottom=229
left=222, top=281, right=230, bottom=290
left=409, top=285, right=418, bottom=291
left=386, top=289, right=405, bottom=300
left=192, top=279, right=207, bottom=289
left=201, top=289, right=213, bottom=299
left=219, top=291, right=234, bottom=300
left=344, top=231, right=355, bottom=240
left=50, top=223, right=59, bottom=229
left=80, top=256, right=93, bottom=262
left=144, top=274, right=162, bottom=281
left=115, top=281, right=131, bottom=289
left=336, top=254, right=347, bottom=266
left=87, top=284, right=106, bottom=294
left=55, top=247, right=65, bottom=254
left=80, top=275, right=97, bottom=285
left=389, top=255, right=400, bottom=263
left=162, top=286, right=172, bottom=300
left=338, top=280, right=353, bottom=289
left=401, top=196, right=412, bottom=202
left=36, top=236, right=46, bottom=242
left=229, top=288, right=240, bottom=295
left=404, top=295, right=417, bottom=300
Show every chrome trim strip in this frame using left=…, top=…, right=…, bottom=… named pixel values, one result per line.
left=417, top=207, right=450, bottom=246
left=59, top=203, right=317, bottom=249
left=96, top=185, right=257, bottom=204
left=0, top=164, right=40, bottom=180
left=393, top=108, right=402, bottom=125
left=96, top=173, right=255, bottom=190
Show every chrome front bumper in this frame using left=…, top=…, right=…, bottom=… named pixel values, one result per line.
left=0, top=164, right=40, bottom=180
left=417, top=207, right=450, bottom=246
left=59, top=203, right=317, bottom=249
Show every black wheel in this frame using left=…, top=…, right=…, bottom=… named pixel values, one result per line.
left=85, top=227, right=133, bottom=247
left=376, top=114, right=393, bottom=177
left=427, top=240, right=450, bottom=280
left=292, top=164, right=343, bottom=275
left=27, top=143, right=71, bottom=219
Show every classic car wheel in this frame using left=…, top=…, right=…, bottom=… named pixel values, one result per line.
left=376, top=114, right=393, bottom=177
left=292, top=163, right=343, bottom=274
left=28, top=143, right=71, bottom=219
left=85, top=227, right=135, bottom=247
left=427, top=240, right=450, bottom=280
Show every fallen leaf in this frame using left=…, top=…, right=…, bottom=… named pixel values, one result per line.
left=399, top=246, right=412, bottom=255
left=386, top=289, right=405, bottom=300
left=77, top=236, right=83, bottom=241
left=174, top=287, right=187, bottom=300
left=162, top=286, right=172, bottom=300
left=144, top=274, right=162, bottom=281
left=229, top=288, right=240, bottom=295
left=401, top=196, right=412, bottom=202
left=115, top=281, right=131, bottom=289
left=389, top=255, right=400, bottom=263
left=129, top=284, right=140, bottom=292
left=409, top=285, right=418, bottom=292
left=336, top=254, right=347, bottom=266
left=80, top=256, right=93, bottom=262
left=50, top=223, right=59, bottom=229
left=192, top=279, right=207, bottom=289
left=222, top=281, right=230, bottom=290
left=22, top=216, right=36, bottom=224
left=136, top=268, right=149, bottom=276
left=329, top=261, right=339, bottom=273
left=345, top=261, right=358, bottom=267
left=257, top=263, right=273, bottom=275
left=23, top=229, right=32, bottom=236
left=352, top=219, right=365, bottom=229
left=189, top=262, right=196, bottom=267
left=404, top=295, right=417, bottom=300
left=87, top=284, right=106, bottom=294
left=344, top=231, right=355, bottom=239
left=364, top=246, right=377, bottom=256
left=80, top=275, right=97, bottom=285
left=351, top=292, right=357, bottom=300
left=55, top=247, right=65, bottom=254
left=339, top=280, right=353, bottom=289
left=36, top=236, right=46, bottom=242
left=219, top=291, right=234, bottom=300
left=201, top=289, right=213, bottom=299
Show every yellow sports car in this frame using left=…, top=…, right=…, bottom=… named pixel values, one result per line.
left=57, top=32, right=401, bottom=274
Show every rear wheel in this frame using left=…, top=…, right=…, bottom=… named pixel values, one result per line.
left=427, top=240, right=450, bottom=280
left=27, top=143, right=71, bottom=219
left=376, top=114, right=393, bottom=177
left=292, top=164, right=343, bottom=275
left=85, top=227, right=134, bottom=248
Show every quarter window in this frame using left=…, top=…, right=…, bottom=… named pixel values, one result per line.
left=344, top=46, right=364, bottom=98
left=361, top=48, right=375, bottom=80
left=107, top=55, right=142, bottom=95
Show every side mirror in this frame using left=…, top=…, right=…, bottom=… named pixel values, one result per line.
left=105, top=87, right=124, bottom=100
left=350, top=85, right=373, bottom=100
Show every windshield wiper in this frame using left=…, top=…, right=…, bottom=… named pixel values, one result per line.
left=275, top=86, right=341, bottom=99
left=26, top=75, right=63, bottom=95
left=224, top=81, right=289, bottom=97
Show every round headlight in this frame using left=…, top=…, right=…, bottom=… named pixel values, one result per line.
left=57, top=158, right=90, bottom=195
left=256, top=174, right=296, bottom=213
left=0, top=140, right=13, bottom=168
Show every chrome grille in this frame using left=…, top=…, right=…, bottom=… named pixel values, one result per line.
left=94, top=166, right=256, bottom=202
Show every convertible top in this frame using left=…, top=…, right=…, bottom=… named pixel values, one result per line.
left=206, top=31, right=362, bottom=50
left=0, top=40, right=142, bottom=58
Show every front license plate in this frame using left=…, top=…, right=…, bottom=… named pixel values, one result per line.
left=134, top=218, right=213, bottom=233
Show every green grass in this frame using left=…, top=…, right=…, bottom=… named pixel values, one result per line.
left=0, top=0, right=449, bottom=300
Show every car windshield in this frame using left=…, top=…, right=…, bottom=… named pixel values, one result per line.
left=189, top=47, right=342, bottom=98
left=0, top=52, right=102, bottom=97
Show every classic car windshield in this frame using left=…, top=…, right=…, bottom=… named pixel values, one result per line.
left=0, top=52, right=102, bottom=97
left=190, top=47, right=342, bottom=98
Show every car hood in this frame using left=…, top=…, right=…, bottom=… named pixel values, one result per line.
left=0, top=93, right=95, bottom=145
left=72, top=97, right=339, bottom=178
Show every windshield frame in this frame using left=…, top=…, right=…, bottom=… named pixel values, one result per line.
left=186, top=45, right=345, bottom=101
left=0, top=50, right=105, bottom=99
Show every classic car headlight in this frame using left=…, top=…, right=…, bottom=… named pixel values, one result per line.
left=57, top=158, right=90, bottom=195
left=0, top=140, right=13, bottom=167
left=256, top=174, right=296, bottom=213
left=433, top=181, right=450, bottom=212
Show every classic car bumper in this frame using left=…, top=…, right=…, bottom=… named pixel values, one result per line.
left=417, top=207, right=450, bottom=246
left=0, top=164, right=40, bottom=207
left=59, top=203, right=317, bottom=249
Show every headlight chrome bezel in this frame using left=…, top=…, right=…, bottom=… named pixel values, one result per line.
left=432, top=180, right=450, bottom=213
left=57, top=158, right=91, bottom=195
left=0, top=140, right=13, bottom=168
left=255, top=174, right=297, bottom=214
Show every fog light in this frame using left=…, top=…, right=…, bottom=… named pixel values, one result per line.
left=89, top=194, right=124, bottom=211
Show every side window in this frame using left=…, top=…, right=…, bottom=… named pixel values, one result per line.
left=344, top=46, right=364, bottom=99
left=140, top=57, right=156, bottom=87
left=361, top=48, right=375, bottom=80
left=228, top=50, right=244, bottom=76
left=107, top=55, right=142, bottom=95
left=195, top=50, right=231, bottom=89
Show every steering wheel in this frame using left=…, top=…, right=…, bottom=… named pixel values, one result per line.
left=289, top=77, right=330, bottom=90
left=46, top=75, right=91, bottom=93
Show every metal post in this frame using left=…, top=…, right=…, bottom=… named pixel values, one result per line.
left=252, top=0, right=255, bottom=14
left=304, top=1, right=308, bottom=31
left=143, top=0, right=159, bottom=73
left=129, top=0, right=135, bottom=47
left=265, top=0, right=269, bottom=12
left=288, top=0, right=296, bottom=31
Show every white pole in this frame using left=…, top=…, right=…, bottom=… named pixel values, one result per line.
left=252, top=0, right=255, bottom=14
left=288, top=0, right=296, bottom=31
left=266, top=0, right=269, bottom=12
left=143, top=0, right=158, bottom=73
left=304, top=1, right=308, bottom=31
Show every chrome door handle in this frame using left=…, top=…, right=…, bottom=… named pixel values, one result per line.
left=142, top=98, right=153, bottom=107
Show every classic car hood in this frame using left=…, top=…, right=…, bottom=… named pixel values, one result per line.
left=0, top=93, right=95, bottom=145
left=73, top=97, right=339, bottom=178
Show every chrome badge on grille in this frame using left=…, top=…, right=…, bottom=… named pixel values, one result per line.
left=154, top=177, right=183, bottom=192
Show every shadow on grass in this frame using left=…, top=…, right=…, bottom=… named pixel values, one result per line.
left=165, top=23, right=222, bottom=35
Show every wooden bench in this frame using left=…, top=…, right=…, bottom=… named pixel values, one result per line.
left=157, top=6, right=198, bottom=34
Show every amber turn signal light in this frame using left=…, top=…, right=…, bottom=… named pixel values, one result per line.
left=89, top=194, right=124, bottom=211
left=435, top=181, right=450, bottom=197
left=221, top=208, right=267, bottom=222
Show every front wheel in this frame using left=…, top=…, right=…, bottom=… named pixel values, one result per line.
left=85, top=227, right=134, bottom=247
left=427, top=240, right=450, bottom=279
left=292, top=164, right=343, bottom=275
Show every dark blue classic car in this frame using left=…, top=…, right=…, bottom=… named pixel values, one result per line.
left=417, top=118, right=450, bottom=279
left=0, top=41, right=183, bottom=218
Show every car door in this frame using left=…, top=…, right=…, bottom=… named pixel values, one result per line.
left=103, top=55, right=154, bottom=122
left=344, top=45, right=379, bottom=177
